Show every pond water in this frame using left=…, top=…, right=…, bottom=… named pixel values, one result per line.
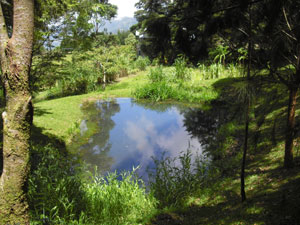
left=70, top=98, right=207, bottom=179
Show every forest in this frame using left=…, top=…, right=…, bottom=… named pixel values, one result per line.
left=0, top=0, right=300, bottom=224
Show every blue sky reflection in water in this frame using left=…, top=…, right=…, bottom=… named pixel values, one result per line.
left=75, top=98, right=204, bottom=179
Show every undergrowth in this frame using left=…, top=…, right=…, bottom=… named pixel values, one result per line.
left=148, top=150, right=209, bottom=208
left=28, top=143, right=157, bottom=225
left=134, top=65, right=220, bottom=103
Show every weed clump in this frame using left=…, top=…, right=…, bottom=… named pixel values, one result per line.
left=148, top=150, right=209, bottom=208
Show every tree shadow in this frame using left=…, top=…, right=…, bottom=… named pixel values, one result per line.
left=154, top=76, right=300, bottom=224
left=34, top=106, right=53, bottom=117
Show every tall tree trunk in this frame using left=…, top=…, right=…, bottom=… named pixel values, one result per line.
left=0, top=0, right=34, bottom=224
left=240, top=4, right=252, bottom=202
left=284, top=87, right=297, bottom=169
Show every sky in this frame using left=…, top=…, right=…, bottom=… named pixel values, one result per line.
left=109, top=0, right=139, bottom=19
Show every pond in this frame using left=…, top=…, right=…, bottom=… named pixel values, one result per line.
left=70, top=98, right=210, bottom=179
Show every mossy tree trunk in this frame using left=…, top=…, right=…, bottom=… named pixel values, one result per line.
left=283, top=50, right=300, bottom=169
left=284, top=86, right=298, bottom=169
left=0, top=0, right=34, bottom=224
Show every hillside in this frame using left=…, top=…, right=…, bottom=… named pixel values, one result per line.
left=101, top=17, right=137, bottom=34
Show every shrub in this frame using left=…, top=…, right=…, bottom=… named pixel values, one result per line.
left=135, top=56, right=151, bottom=71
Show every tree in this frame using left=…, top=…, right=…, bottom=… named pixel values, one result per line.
left=134, top=0, right=214, bottom=63
left=0, top=0, right=34, bottom=223
left=60, top=0, right=117, bottom=51
left=263, top=0, right=300, bottom=168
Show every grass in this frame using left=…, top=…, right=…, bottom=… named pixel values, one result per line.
left=32, top=65, right=300, bottom=224
left=33, top=68, right=216, bottom=141
left=33, top=71, right=148, bottom=141
left=28, top=141, right=157, bottom=225
left=134, top=66, right=220, bottom=103
left=149, top=77, right=300, bottom=225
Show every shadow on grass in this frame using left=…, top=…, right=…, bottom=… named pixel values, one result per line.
left=106, top=80, right=131, bottom=91
left=34, top=106, right=53, bottom=117
left=151, top=76, right=300, bottom=224
left=31, top=125, right=65, bottom=150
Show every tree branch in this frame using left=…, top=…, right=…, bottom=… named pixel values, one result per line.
left=281, top=29, right=297, bottom=41
left=212, top=0, right=265, bottom=14
left=282, top=6, right=297, bottom=42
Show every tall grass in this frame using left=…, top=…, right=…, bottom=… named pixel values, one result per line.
left=28, top=143, right=157, bottom=225
left=28, top=144, right=86, bottom=224
left=134, top=63, right=219, bottom=103
left=173, top=56, right=191, bottom=80
left=147, top=66, right=165, bottom=83
left=148, top=150, right=209, bottom=208
left=135, top=81, right=174, bottom=101
left=84, top=168, right=157, bottom=224
left=197, top=63, right=243, bottom=80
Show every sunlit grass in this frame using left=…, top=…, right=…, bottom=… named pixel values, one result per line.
left=33, top=71, right=148, bottom=141
left=32, top=64, right=300, bottom=224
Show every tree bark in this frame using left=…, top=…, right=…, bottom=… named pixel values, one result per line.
left=284, top=87, right=297, bottom=169
left=0, top=0, right=34, bottom=224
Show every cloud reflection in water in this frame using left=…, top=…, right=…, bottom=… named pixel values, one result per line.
left=77, top=98, right=204, bottom=179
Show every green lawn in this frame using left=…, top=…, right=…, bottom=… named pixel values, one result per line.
left=33, top=72, right=148, bottom=141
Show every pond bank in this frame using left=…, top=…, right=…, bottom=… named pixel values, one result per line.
left=32, top=69, right=300, bottom=224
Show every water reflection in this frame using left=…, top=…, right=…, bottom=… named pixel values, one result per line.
left=69, top=100, right=120, bottom=172
left=71, top=98, right=204, bottom=178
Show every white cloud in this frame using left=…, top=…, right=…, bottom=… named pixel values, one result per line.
left=123, top=115, right=203, bottom=167
left=109, top=0, right=139, bottom=19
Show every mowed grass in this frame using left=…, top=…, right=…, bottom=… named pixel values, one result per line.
left=33, top=68, right=218, bottom=141
left=33, top=71, right=148, bottom=141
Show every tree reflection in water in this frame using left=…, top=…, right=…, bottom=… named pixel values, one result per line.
left=69, top=99, right=120, bottom=174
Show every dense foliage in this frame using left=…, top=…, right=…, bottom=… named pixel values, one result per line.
left=32, top=32, right=151, bottom=99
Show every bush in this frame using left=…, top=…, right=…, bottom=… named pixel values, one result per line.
left=135, top=56, right=151, bottom=71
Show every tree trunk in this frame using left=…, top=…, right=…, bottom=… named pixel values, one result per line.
left=0, top=0, right=34, bottom=224
left=241, top=99, right=250, bottom=202
left=240, top=4, right=252, bottom=202
left=284, top=87, right=297, bottom=169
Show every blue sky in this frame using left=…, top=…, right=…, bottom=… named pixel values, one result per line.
left=109, top=0, right=139, bottom=19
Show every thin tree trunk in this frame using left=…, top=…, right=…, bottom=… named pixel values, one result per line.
left=284, top=87, right=297, bottom=169
left=0, top=0, right=34, bottom=224
left=241, top=99, right=250, bottom=202
left=241, top=4, right=252, bottom=202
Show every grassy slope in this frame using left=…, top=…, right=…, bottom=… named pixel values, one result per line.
left=33, top=69, right=300, bottom=224
left=151, top=79, right=300, bottom=225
